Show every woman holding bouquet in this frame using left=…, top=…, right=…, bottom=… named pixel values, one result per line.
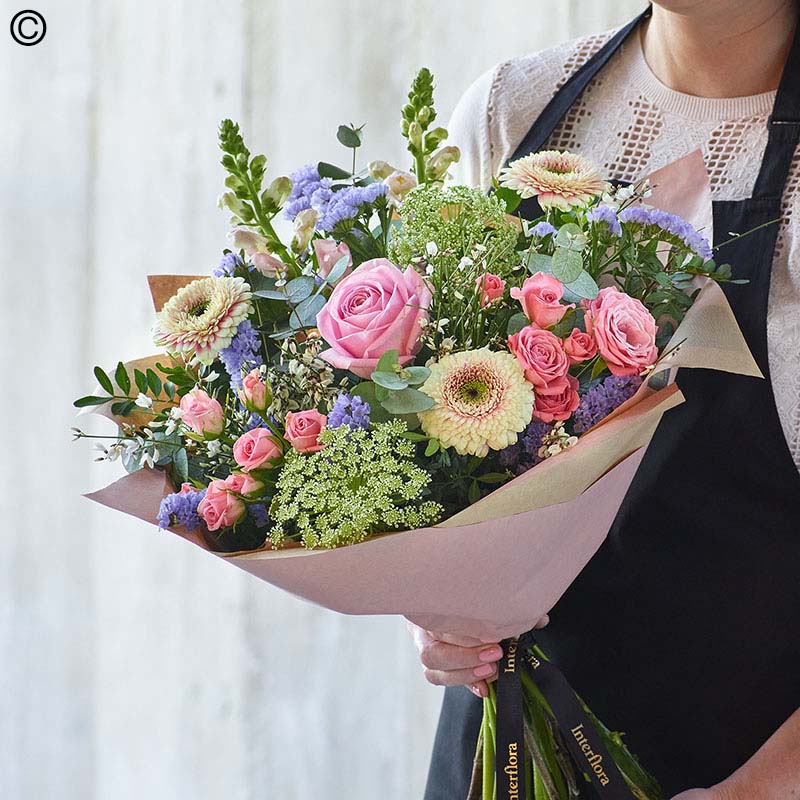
left=417, top=1, right=800, bottom=798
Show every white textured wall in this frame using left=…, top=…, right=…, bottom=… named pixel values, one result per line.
left=0, top=2, right=643, bottom=798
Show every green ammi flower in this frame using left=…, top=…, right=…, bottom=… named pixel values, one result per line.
left=269, top=420, right=442, bottom=549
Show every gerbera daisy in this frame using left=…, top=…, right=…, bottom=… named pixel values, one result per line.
left=498, top=150, right=606, bottom=211
left=418, top=348, right=534, bottom=457
left=153, top=276, right=252, bottom=364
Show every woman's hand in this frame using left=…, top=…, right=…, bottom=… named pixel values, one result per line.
left=408, top=617, right=549, bottom=699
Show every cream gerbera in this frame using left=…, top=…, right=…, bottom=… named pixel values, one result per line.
left=418, top=348, right=534, bottom=457
left=153, top=276, right=252, bottom=364
left=498, top=150, right=606, bottom=211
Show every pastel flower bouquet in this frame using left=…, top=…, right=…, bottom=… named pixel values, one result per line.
left=74, top=70, right=760, bottom=800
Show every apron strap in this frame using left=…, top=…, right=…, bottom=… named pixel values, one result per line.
left=508, top=7, right=651, bottom=163
left=753, top=19, right=800, bottom=200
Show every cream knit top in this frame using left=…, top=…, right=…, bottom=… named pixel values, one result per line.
left=448, top=28, right=800, bottom=470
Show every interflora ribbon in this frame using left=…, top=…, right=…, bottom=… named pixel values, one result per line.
left=495, top=632, right=634, bottom=799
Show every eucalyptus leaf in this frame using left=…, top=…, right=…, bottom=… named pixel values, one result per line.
left=380, top=387, right=435, bottom=415
left=289, top=293, right=326, bottom=329
left=375, top=350, right=400, bottom=373
left=507, top=312, right=529, bottom=336
left=254, top=289, right=288, bottom=301
left=285, top=276, right=315, bottom=303
left=551, top=247, right=583, bottom=284
left=554, top=223, right=586, bottom=251
left=172, top=448, right=189, bottom=484
left=371, top=371, right=409, bottom=391
left=317, top=162, right=352, bottom=180
left=403, top=366, right=430, bottom=386
left=321, top=254, right=351, bottom=286
left=562, top=270, right=600, bottom=302
left=336, top=125, right=363, bottom=149
left=527, top=252, right=553, bottom=276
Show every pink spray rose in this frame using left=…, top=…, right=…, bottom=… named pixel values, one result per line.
left=511, top=272, right=574, bottom=328
left=533, top=375, right=581, bottom=423
left=476, top=273, right=506, bottom=307
left=239, top=368, right=270, bottom=414
left=224, top=472, right=264, bottom=497
left=284, top=410, right=327, bottom=453
left=232, top=428, right=282, bottom=471
left=316, top=258, right=432, bottom=378
left=563, top=328, right=598, bottom=364
left=314, top=239, right=352, bottom=284
left=508, top=326, right=570, bottom=392
left=198, top=479, right=245, bottom=531
left=583, top=287, right=658, bottom=376
left=179, top=388, right=225, bottom=438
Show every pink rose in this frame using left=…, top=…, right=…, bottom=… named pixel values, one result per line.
left=511, top=272, right=574, bottom=328
left=583, top=287, right=658, bottom=376
left=179, top=388, right=225, bottom=437
left=563, top=328, right=598, bottom=364
left=239, top=368, right=270, bottom=414
left=224, top=472, right=264, bottom=497
left=232, top=428, right=282, bottom=471
left=316, top=258, right=432, bottom=378
left=476, top=273, right=506, bottom=307
left=197, top=479, right=246, bottom=531
left=284, top=409, right=327, bottom=453
left=533, top=375, right=580, bottom=423
left=313, top=239, right=352, bottom=284
left=508, top=326, right=570, bottom=392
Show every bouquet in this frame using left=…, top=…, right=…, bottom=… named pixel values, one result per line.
left=74, top=69, right=760, bottom=800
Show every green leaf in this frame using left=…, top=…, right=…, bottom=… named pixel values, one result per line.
left=494, top=185, right=521, bottom=214
left=336, top=124, right=363, bottom=149
left=478, top=473, right=509, bottom=484
left=401, top=431, right=429, bottom=442
left=134, top=369, right=148, bottom=394
left=554, top=223, right=586, bottom=251
left=111, top=400, right=136, bottom=416
left=527, top=252, right=553, bottom=276
left=73, top=395, right=109, bottom=408
left=164, top=382, right=176, bottom=401
left=403, top=366, right=430, bottom=386
left=289, top=293, right=326, bottom=329
left=321, top=255, right=351, bottom=286
left=172, top=448, right=189, bottom=484
left=424, top=438, right=440, bottom=457
left=562, top=270, right=600, bottom=302
left=254, top=289, right=287, bottom=301
left=380, top=387, right=435, bottom=415
left=317, top=162, right=352, bottom=180
left=551, top=247, right=583, bottom=283
left=115, top=362, right=131, bottom=395
left=94, top=366, right=114, bottom=395
left=376, top=349, right=400, bottom=373
left=507, top=312, right=529, bottom=336
left=285, top=276, right=315, bottom=303
left=468, top=480, right=481, bottom=504
left=590, top=357, right=608, bottom=381
left=371, top=371, right=409, bottom=391
left=350, top=382, right=392, bottom=423
left=146, top=369, right=162, bottom=397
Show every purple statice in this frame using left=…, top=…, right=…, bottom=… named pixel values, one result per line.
left=219, top=319, right=264, bottom=390
left=328, top=392, right=371, bottom=431
left=157, top=488, right=206, bottom=532
left=497, top=420, right=552, bottom=475
left=285, top=164, right=332, bottom=220
left=572, top=374, right=643, bottom=434
left=529, top=221, right=557, bottom=238
left=213, top=252, right=244, bottom=277
left=619, top=207, right=712, bottom=260
left=249, top=503, right=270, bottom=529
left=586, top=204, right=622, bottom=237
left=315, top=182, right=387, bottom=231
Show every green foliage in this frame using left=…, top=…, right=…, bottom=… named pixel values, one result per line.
left=401, top=68, right=449, bottom=183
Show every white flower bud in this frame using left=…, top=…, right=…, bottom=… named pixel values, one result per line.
left=384, top=170, right=417, bottom=205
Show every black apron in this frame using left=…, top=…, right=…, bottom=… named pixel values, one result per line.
left=424, top=9, right=800, bottom=798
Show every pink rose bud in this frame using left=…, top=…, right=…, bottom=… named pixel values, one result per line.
left=316, top=258, right=432, bottom=378
left=239, top=368, right=271, bottom=414
left=313, top=239, right=352, bottom=284
left=508, top=326, right=571, bottom=392
left=179, top=388, right=225, bottom=438
left=284, top=409, right=327, bottom=453
left=233, top=428, right=282, bottom=472
left=583, top=287, right=658, bottom=376
left=197, top=479, right=247, bottom=531
left=511, top=272, right=574, bottom=328
left=533, top=375, right=581, bottom=423
left=563, top=328, right=598, bottom=364
left=476, top=273, right=506, bottom=307
left=224, top=471, right=264, bottom=497
left=178, top=482, right=195, bottom=495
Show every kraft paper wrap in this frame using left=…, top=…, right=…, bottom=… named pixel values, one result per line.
left=82, top=155, right=763, bottom=640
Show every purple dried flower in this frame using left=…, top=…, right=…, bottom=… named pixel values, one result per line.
left=157, top=488, right=206, bottom=531
left=213, top=252, right=244, bottom=277
left=219, top=319, right=263, bottom=390
left=619, top=207, right=712, bottom=260
left=572, top=375, right=643, bottom=434
left=328, top=392, right=371, bottom=431
left=586, top=204, right=622, bottom=237
left=497, top=420, right=552, bottom=475
left=530, top=221, right=557, bottom=238
left=249, top=503, right=270, bottom=529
